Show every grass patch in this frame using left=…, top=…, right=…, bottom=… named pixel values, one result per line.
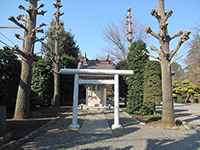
left=123, top=107, right=161, bottom=123
left=143, top=115, right=161, bottom=123
left=131, top=114, right=161, bottom=123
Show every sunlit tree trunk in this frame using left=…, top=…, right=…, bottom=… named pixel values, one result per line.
left=146, top=0, right=190, bottom=127
left=11, top=0, right=46, bottom=119
left=14, top=1, right=38, bottom=119
left=160, top=56, right=174, bottom=127
left=51, top=0, right=63, bottom=106
left=52, top=39, right=60, bottom=106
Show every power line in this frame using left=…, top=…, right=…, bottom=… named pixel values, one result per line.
left=0, top=26, right=20, bottom=29
left=0, top=39, right=12, bottom=48
left=0, top=31, right=16, bottom=46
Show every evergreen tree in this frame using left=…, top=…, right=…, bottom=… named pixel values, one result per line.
left=31, top=57, right=53, bottom=108
left=45, top=20, right=79, bottom=64
left=116, top=60, right=128, bottom=105
left=61, top=31, right=79, bottom=68
left=44, top=20, right=79, bottom=71
left=0, top=47, right=20, bottom=114
left=31, top=21, right=79, bottom=106
left=127, top=40, right=148, bottom=114
left=143, top=60, right=162, bottom=114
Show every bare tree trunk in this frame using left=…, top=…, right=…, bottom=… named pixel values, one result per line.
left=14, top=59, right=33, bottom=119
left=161, top=56, right=174, bottom=127
left=52, top=0, right=63, bottom=106
left=146, top=0, right=190, bottom=127
left=159, top=0, right=174, bottom=127
left=14, top=0, right=37, bottom=119
left=52, top=39, right=60, bottom=106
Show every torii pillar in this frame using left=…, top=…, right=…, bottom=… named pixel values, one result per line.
left=112, top=74, right=122, bottom=129
left=70, top=73, right=80, bottom=129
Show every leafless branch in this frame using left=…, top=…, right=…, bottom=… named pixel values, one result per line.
left=170, top=54, right=184, bottom=64
left=15, top=34, right=25, bottom=41
left=170, top=31, right=191, bottom=60
left=103, top=9, right=147, bottom=62
left=12, top=46, right=36, bottom=61
left=37, top=4, right=44, bottom=9
left=151, top=9, right=161, bottom=21
left=37, top=10, right=47, bottom=16
left=170, top=31, right=183, bottom=41
left=149, top=45, right=159, bottom=52
left=164, top=10, right=173, bottom=22
left=147, top=50, right=160, bottom=62
left=8, top=16, right=27, bottom=31
left=145, top=26, right=160, bottom=40
left=149, top=45, right=163, bottom=54
left=104, top=23, right=127, bottom=61
left=34, top=37, right=45, bottom=43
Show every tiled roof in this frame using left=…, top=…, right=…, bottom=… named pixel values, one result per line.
left=81, top=59, right=115, bottom=70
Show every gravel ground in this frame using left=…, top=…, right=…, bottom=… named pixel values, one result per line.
left=19, top=106, right=200, bottom=150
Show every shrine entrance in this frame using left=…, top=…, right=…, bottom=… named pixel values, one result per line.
left=60, top=68, right=133, bottom=130
left=85, top=85, right=107, bottom=108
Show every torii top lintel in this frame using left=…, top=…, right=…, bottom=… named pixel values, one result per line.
left=60, top=69, right=133, bottom=75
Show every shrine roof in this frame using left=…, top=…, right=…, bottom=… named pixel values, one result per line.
left=80, top=59, right=115, bottom=70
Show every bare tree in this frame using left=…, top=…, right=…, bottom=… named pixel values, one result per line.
left=185, top=30, right=200, bottom=86
left=52, top=0, right=64, bottom=106
left=104, top=23, right=127, bottom=62
left=146, top=0, right=190, bottom=127
left=103, top=8, right=147, bottom=63
left=9, top=0, right=46, bottom=119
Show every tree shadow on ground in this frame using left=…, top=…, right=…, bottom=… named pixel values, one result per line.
left=174, top=113, right=193, bottom=118
left=6, top=118, right=51, bottom=141
left=146, top=130, right=200, bottom=150
left=18, top=117, right=140, bottom=150
left=107, top=117, right=139, bottom=128
left=31, top=106, right=72, bottom=118
left=183, top=115, right=200, bottom=123
left=4, top=107, right=72, bottom=144
left=81, top=145, right=134, bottom=150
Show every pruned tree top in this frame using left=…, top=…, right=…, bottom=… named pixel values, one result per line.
left=8, top=0, right=46, bottom=61
left=146, top=0, right=191, bottom=62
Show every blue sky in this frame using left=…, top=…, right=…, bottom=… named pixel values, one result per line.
left=0, top=0, right=200, bottom=65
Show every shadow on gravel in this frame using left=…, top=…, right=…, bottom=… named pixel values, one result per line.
left=146, top=130, right=200, bottom=150
left=3, top=107, right=72, bottom=144
left=19, top=118, right=140, bottom=150
left=81, top=145, right=133, bottom=150
left=183, top=115, right=200, bottom=123
left=6, top=118, right=51, bottom=141
left=174, top=113, right=193, bottom=118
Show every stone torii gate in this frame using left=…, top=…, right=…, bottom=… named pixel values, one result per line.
left=60, top=68, right=133, bottom=130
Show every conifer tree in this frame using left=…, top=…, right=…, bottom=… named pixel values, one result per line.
left=127, top=41, right=148, bottom=113
left=143, top=61, right=162, bottom=114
